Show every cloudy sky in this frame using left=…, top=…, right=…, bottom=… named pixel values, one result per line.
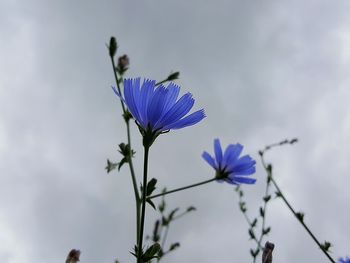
left=1, top=0, right=350, bottom=262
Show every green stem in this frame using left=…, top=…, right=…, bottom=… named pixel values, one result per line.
left=161, top=225, right=169, bottom=249
left=110, top=55, right=140, bottom=243
left=253, top=161, right=272, bottom=263
left=259, top=139, right=335, bottom=263
left=148, top=178, right=217, bottom=200
left=236, top=188, right=263, bottom=250
left=270, top=176, right=336, bottom=263
left=110, top=56, right=126, bottom=114
left=155, top=79, right=168, bottom=86
left=127, top=121, right=141, bottom=244
left=138, top=145, right=150, bottom=263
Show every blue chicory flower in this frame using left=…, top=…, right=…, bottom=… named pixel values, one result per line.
left=339, top=257, right=350, bottom=263
left=113, top=78, right=205, bottom=145
left=202, top=139, right=256, bottom=185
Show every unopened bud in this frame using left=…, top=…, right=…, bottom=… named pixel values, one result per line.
left=167, top=71, right=180, bottom=81
left=65, top=249, right=81, bottom=263
left=109, top=37, right=117, bottom=57
left=117, top=54, right=130, bottom=73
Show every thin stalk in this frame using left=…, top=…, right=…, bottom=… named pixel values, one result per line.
left=161, top=225, right=170, bottom=249
left=110, top=56, right=126, bottom=113
left=259, top=139, right=335, bottom=263
left=155, top=79, right=168, bottom=86
left=127, top=121, right=141, bottom=243
left=110, top=55, right=140, bottom=243
left=253, top=166, right=272, bottom=263
left=138, top=145, right=150, bottom=263
left=270, top=176, right=336, bottom=263
left=148, top=178, right=217, bottom=200
left=236, top=190, right=264, bottom=250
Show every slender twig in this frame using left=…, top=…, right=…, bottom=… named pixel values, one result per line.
left=270, top=176, right=335, bottom=263
left=109, top=53, right=141, bottom=243
left=148, top=178, right=217, bottom=199
left=253, top=160, right=273, bottom=263
left=161, top=225, right=170, bottom=249
left=155, top=72, right=179, bottom=86
left=260, top=139, right=336, bottom=263
left=155, top=79, right=168, bottom=86
left=110, top=56, right=126, bottom=113
left=236, top=189, right=264, bottom=250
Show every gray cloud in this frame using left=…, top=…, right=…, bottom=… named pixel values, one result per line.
left=1, top=0, right=349, bottom=262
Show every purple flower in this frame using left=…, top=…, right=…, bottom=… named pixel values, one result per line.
left=202, top=139, right=256, bottom=185
left=339, top=257, right=350, bottom=263
left=113, top=78, right=205, bottom=143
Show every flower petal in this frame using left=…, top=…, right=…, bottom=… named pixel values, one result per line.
left=156, top=93, right=194, bottom=129
left=202, top=151, right=217, bottom=169
left=147, top=86, right=168, bottom=128
left=162, top=83, right=180, bottom=112
left=111, top=86, right=126, bottom=104
left=214, top=139, right=223, bottom=167
left=223, top=144, right=243, bottom=166
left=231, top=166, right=256, bottom=176
left=139, top=79, right=156, bottom=127
left=163, top=109, right=205, bottom=130
left=124, top=78, right=142, bottom=123
left=231, top=176, right=257, bottom=184
left=227, top=155, right=255, bottom=172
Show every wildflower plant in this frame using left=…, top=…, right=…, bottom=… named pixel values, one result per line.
left=65, top=36, right=348, bottom=263
left=105, top=36, right=258, bottom=263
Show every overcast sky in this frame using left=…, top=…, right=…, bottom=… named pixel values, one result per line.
left=1, top=0, right=350, bottom=262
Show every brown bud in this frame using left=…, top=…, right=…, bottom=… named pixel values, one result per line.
left=117, top=54, right=130, bottom=72
left=262, top=241, right=274, bottom=263
left=65, top=249, right=81, bottom=263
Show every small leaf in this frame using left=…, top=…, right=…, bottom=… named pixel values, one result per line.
left=169, top=242, right=180, bottom=251
left=266, top=164, right=272, bottom=173
left=130, top=245, right=139, bottom=258
left=296, top=212, right=304, bottom=222
left=187, top=206, right=196, bottom=212
left=263, top=227, right=271, bottom=235
left=146, top=178, right=157, bottom=196
left=123, top=110, right=133, bottom=122
left=142, top=243, right=161, bottom=261
left=152, top=220, right=160, bottom=242
left=275, top=191, right=282, bottom=198
left=321, top=241, right=332, bottom=252
left=118, top=157, right=127, bottom=171
left=239, top=201, right=247, bottom=213
left=267, top=174, right=272, bottom=183
left=161, top=216, right=168, bottom=226
left=263, top=195, right=271, bottom=203
left=251, top=218, right=258, bottom=228
left=250, top=248, right=259, bottom=257
left=105, top=159, right=118, bottom=173
left=254, top=248, right=260, bottom=257
left=147, top=199, right=156, bottom=210
left=158, top=199, right=166, bottom=213
left=290, top=138, right=298, bottom=144
left=259, top=207, right=265, bottom=217
left=248, top=228, right=255, bottom=239
left=168, top=208, right=179, bottom=221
